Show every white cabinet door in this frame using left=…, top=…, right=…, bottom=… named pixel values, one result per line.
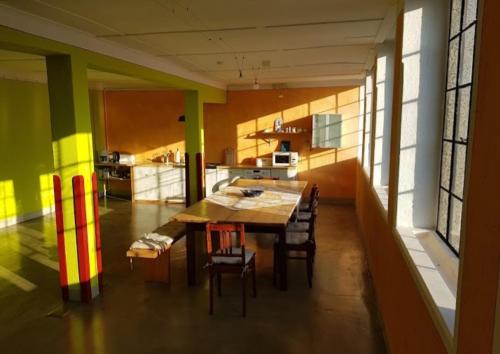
left=229, top=169, right=245, bottom=180
left=160, top=167, right=184, bottom=200
left=134, top=166, right=185, bottom=201
left=244, top=168, right=271, bottom=179
left=205, top=168, right=217, bottom=196
left=271, top=168, right=298, bottom=180
left=133, top=166, right=160, bottom=201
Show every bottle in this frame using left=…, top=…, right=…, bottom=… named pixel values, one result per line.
left=175, top=148, right=181, bottom=164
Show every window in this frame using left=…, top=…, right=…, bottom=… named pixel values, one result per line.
left=311, top=114, right=342, bottom=148
left=373, top=41, right=395, bottom=194
left=436, top=0, right=478, bottom=254
left=363, top=73, right=373, bottom=175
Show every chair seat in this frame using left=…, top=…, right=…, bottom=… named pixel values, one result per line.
left=275, top=232, right=310, bottom=245
left=296, top=211, right=312, bottom=220
left=212, top=248, right=255, bottom=265
left=286, top=222, right=309, bottom=232
left=299, top=202, right=310, bottom=211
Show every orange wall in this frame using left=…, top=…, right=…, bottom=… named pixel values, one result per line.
left=104, top=90, right=185, bottom=162
left=205, top=87, right=361, bottom=200
left=356, top=165, right=448, bottom=354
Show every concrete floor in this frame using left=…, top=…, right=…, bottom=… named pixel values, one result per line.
left=0, top=199, right=386, bottom=354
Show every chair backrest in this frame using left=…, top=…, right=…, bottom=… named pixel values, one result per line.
left=205, top=223, right=246, bottom=264
left=308, top=184, right=319, bottom=210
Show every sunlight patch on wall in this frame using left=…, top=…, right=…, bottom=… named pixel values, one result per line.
left=0, top=180, right=16, bottom=227
left=283, top=104, right=309, bottom=122
left=309, top=95, right=336, bottom=115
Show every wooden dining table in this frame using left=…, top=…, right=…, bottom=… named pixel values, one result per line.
left=173, top=178, right=308, bottom=290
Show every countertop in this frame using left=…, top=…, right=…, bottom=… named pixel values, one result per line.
left=214, top=164, right=297, bottom=170
left=96, top=162, right=295, bottom=170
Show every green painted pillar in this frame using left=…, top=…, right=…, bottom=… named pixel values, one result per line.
left=46, top=55, right=100, bottom=302
left=184, top=90, right=205, bottom=205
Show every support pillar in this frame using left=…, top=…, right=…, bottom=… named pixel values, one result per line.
left=184, top=90, right=205, bottom=205
left=46, top=54, right=101, bottom=302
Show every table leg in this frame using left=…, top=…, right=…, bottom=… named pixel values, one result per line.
left=186, top=223, right=197, bottom=286
left=278, top=226, right=287, bottom=291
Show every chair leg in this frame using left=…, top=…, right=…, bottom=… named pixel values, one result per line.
left=241, top=273, right=247, bottom=317
left=217, top=273, right=222, bottom=296
left=272, top=243, right=278, bottom=286
left=252, top=259, right=257, bottom=297
left=209, top=271, right=214, bottom=315
left=306, top=248, right=313, bottom=289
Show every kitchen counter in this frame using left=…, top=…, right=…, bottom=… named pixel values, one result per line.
left=214, top=164, right=296, bottom=170
left=95, top=162, right=185, bottom=168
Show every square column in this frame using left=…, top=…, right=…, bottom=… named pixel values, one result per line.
left=184, top=90, right=205, bottom=206
left=46, top=54, right=101, bottom=302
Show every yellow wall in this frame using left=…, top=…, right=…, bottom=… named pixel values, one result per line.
left=0, top=78, right=54, bottom=226
left=205, top=87, right=361, bottom=200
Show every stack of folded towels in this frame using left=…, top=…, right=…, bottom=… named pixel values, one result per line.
left=130, top=233, right=174, bottom=252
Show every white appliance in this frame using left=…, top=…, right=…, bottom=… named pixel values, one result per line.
left=119, top=154, right=136, bottom=165
left=272, top=152, right=299, bottom=166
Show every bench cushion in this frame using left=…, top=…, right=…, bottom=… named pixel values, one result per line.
left=127, top=220, right=186, bottom=259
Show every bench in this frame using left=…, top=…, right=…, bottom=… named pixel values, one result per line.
left=126, top=220, right=186, bottom=283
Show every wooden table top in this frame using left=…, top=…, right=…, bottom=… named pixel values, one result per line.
left=173, top=179, right=307, bottom=226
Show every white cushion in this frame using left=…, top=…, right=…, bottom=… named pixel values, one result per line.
left=296, top=211, right=312, bottom=220
left=286, top=222, right=309, bottom=232
left=275, top=232, right=310, bottom=245
left=130, top=233, right=174, bottom=251
left=299, top=202, right=310, bottom=211
left=211, top=248, right=254, bottom=264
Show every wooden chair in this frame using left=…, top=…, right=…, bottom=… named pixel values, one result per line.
left=299, top=184, right=319, bottom=212
left=205, top=223, right=257, bottom=317
left=274, top=209, right=317, bottom=288
left=294, top=186, right=319, bottom=222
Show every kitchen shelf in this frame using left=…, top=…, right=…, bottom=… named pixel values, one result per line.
left=247, top=131, right=307, bottom=144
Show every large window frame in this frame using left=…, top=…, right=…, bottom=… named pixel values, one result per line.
left=436, top=0, right=478, bottom=255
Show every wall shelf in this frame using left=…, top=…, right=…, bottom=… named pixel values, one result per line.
left=247, top=131, right=308, bottom=144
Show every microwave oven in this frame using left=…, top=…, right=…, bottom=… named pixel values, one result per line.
left=272, top=152, right=299, bottom=167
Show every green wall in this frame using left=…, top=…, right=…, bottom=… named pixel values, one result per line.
left=0, top=78, right=54, bottom=225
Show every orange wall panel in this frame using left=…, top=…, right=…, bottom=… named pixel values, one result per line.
left=356, top=164, right=448, bottom=354
left=104, top=90, right=185, bottom=162
left=205, top=87, right=361, bottom=200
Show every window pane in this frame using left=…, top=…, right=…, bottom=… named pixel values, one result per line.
left=449, top=197, right=463, bottom=252
left=444, top=91, right=456, bottom=140
left=441, top=142, right=452, bottom=189
left=450, top=0, right=462, bottom=37
left=463, top=0, right=478, bottom=29
left=437, top=191, right=449, bottom=236
left=452, top=144, right=467, bottom=199
left=456, top=86, right=471, bottom=142
left=448, top=38, right=459, bottom=89
left=459, top=26, right=476, bottom=85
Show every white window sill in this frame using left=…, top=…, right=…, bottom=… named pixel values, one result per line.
left=374, top=185, right=389, bottom=211
left=395, top=226, right=459, bottom=346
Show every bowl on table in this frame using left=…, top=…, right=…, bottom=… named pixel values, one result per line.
left=241, top=189, right=264, bottom=197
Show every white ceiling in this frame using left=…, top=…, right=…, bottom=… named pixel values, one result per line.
left=0, top=0, right=397, bottom=88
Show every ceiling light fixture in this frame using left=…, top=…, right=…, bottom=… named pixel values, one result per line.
left=234, top=55, right=246, bottom=79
